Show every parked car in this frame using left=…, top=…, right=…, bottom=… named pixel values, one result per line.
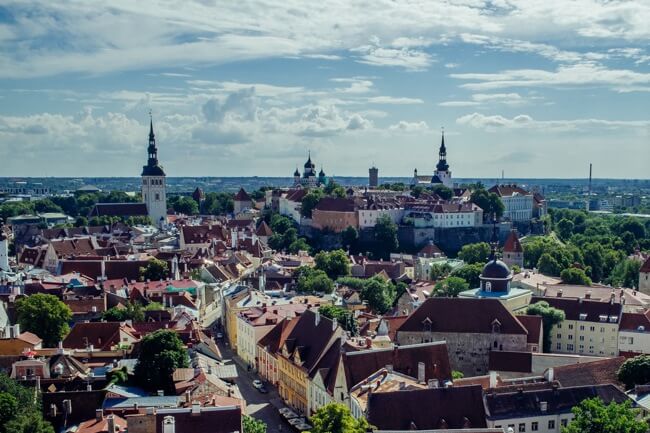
left=252, top=379, right=264, bottom=389
left=279, top=408, right=299, bottom=420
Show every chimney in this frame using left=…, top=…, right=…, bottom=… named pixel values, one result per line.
left=399, top=381, right=406, bottom=390
left=106, top=415, right=116, bottom=433
left=163, top=415, right=176, bottom=433
left=417, top=362, right=425, bottom=384
left=191, top=402, right=201, bottom=415
left=544, top=367, right=554, bottom=382
left=557, top=289, right=563, bottom=297
left=315, top=311, right=320, bottom=326
left=185, top=390, right=191, bottom=404
left=540, top=401, right=548, bottom=412
left=56, top=341, right=64, bottom=355
left=489, top=371, right=498, bottom=388
left=87, top=383, right=92, bottom=391
left=585, top=291, right=591, bottom=299
left=427, top=379, right=439, bottom=389
left=95, top=409, right=103, bottom=422
left=332, top=317, right=338, bottom=331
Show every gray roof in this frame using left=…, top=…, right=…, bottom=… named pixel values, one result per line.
left=104, top=396, right=179, bottom=409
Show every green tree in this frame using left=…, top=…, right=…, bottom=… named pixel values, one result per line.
left=452, top=370, right=464, bottom=380
left=310, top=403, right=372, bottom=433
left=430, top=262, right=452, bottom=281
left=617, top=355, right=650, bottom=389
left=243, top=416, right=267, bottom=433
left=74, top=216, right=88, bottom=227
left=360, top=276, right=396, bottom=314
left=526, top=301, right=565, bottom=352
left=103, top=301, right=145, bottom=322
left=410, top=185, right=425, bottom=198
left=295, top=268, right=334, bottom=294
left=556, top=218, right=575, bottom=240
left=324, top=181, right=346, bottom=198
left=0, top=375, right=53, bottom=433
left=560, top=267, right=592, bottom=286
left=582, top=242, right=605, bottom=282
left=301, top=189, right=325, bottom=218
left=537, top=252, right=562, bottom=276
left=433, top=276, right=469, bottom=297
left=288, top=237, right=311, bottom=254
left=315, top=249, right=351, bottom=280
left=452, top=263, right=483, bottom=288
left=134, top=330, right=188, bottom=392
left=203, top=192, right=234, bottom=215
left=341, top=226, right=359, bottom=252
left=470, top=188, right=504, bottom=219
left=430, top=184, right=453, bottom=200
left=139, top=258, right=169, bottom=282
left=0, top=393, right=18, bottom=432
left=34, top=199, right=63, bottom=214
left=5, top=411, right=54, bottom=433
left=107, top=367, right=128, bottom=385
left=319, top=305, right=357, bottom=334
left=608, top=258, right=641, bottom=288
left=458, top=242, right=491, bottom=264
left=15, top=294, right=72, bottom=347
left=270, top=214, right=293, bottom=234
left=562, top=397, right=646, bottom=433
left=172, top=196, right=199, bottom=215
left=373, top=214, right=398, bottom=259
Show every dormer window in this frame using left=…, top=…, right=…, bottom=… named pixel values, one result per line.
left=422, top=317, right=432, bottom=332
left=485, top=282, right=492, bottom=293
left=491, top=319, right=501, bottom=333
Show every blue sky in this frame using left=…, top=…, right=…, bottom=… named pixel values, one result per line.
left=0, top=1, right=649, bottom=178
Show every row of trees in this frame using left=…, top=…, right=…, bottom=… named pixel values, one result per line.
left=167, top=192, right=234, bottom=216
left=267, top=214, right=311, bottom=254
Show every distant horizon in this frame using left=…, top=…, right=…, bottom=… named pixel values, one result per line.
left=2, top=176, right=649, bottom=182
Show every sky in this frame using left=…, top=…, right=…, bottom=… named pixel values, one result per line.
left=0, top=1, right=649, bottom=179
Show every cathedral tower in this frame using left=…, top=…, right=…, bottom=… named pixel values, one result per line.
left=141, top=116, right=167, bottom=227
left=433, top=130, right=453, bottom=188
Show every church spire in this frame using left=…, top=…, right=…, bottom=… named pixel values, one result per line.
left=436, top=127, right=449, bottom=172
left=141, top=112, right=165, bottom=177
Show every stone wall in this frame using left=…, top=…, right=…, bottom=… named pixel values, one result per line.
left=397, top=331, right=528, bottom=376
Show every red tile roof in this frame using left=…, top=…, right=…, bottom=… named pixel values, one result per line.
left=62, top=322, right=137, bottom=350
left=255, top=221, right=273, bottom=236
left=619, top=310, right=650, bottom=331
left=77, top=414, right=127, bottom=433
left=503, top=230, right=523, bottom=253
left=234, top=188, right=251, bottom=201
left=488, top=184, right=531, bottom=197
left=516, top=315, right=542, bottom=345
left=88, top=203, right=148, bottom=217
left=314, top=197, right=357, bottom=212
left=552, top=357, right=626, bottom=388
left=398, top=298, right=528, bottom=335
left=641, top=256, right=650, bottom=273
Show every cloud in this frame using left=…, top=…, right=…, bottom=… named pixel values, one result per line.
left=331, top=77, right=374, bottom=94
left=351, top=42, right=434, bottom=71
left=456, top=112, right=650, bottom=131
left=389, top=120, right=429, bottom=131
left=366, top=96, right=424, bottom=105
left=439, top=101, right=481, bottom=107
left=439, top=93, right=526, bottom=107
left=201, top=88, right=257, bottom=123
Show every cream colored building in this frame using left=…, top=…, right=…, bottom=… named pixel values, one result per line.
left=535, top=296, right=622, bottom=357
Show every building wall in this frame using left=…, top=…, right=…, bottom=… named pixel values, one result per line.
left=639, top=271, right=650, bottom=294
left=278, top=356, right=308, bottom=415
left=236, top=317, right=274, bottom=368
left=0, top=238, right=8, bottom=271
left=550, top=319, right=619, bottom=356
left=618, top=329, right=650, bottom=355
left=503, top=251, right=524, bottom=268
left=257, top=346, right=279, bottom=385
left=488, top=413, right=575, bottom=433
left=311, top=210, right=359, bottom=233
left=396, top=331, right=528, bottom=376
left=279, top=197, right=302, bottom=224
left=142, top=175, right=167, bottom=226
left=501, top=195, right=534, bottom=222
left=357, top=208, right=404, bottom=229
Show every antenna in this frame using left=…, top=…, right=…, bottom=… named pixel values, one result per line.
left=586, top=163, right=592, bottom=211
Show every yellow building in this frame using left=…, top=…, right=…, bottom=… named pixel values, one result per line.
left=533, top=296, right=622, bottom=357
left=277, top=310, right=342, bottom=415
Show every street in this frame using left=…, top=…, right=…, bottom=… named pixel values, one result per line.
left=218, top=340, right=288, bottom=433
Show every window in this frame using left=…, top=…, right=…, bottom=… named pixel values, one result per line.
left=600, top=327, right=605, bottom=333
left=579, top=325, right=585, bottom=331
left=590, top=326, right=595, bottom=332
left=568, top=324, right=574, bottom=330
left=548, top=420, right=555, bottom=429
left=561, top=419, right=568, bottom=427
left=567, top=344, right=574, bottom=351
left=531, top=421, right=538, bottom=431
left=519, top=423, right=526, bottom=432
left=579, top=336, right=584, bottom=341
left=557, top=324, right=562, bottom=329
left=155, top=193, right=160, bottom=200
left=568, top=335, right=573, bottom=340
left=556, top=342, right=562, bottom=350
left=556, top=333, right=562, bottom=339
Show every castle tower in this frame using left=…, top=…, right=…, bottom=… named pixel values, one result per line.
left=0, top=220, right=9, bottom=271
left=433, top=130, right=453, bottom=188
left=369, top=166, right=378, bottom=188
left=141, top=115, right=167, bottom=227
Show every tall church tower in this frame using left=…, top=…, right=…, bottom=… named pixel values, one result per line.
left=141, top=116, right=167, bottom=227
left=0, top=220, right=9, bottom=272
left=433, top=130, right=453, bottom=188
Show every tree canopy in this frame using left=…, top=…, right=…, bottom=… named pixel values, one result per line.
left=295, top=267, right=334, bottom=294
left=433, top=276, right=469, bottom=297
left=470, top=188, right=504, bottom=219
left=15, top=293, right=72, bottom=347
left=617, top=355, right=650, bottom=389
left=373, top=214, right=399, bottom=259
left=458, top=242, right=491, bottom=264
left=560, top=267, right=592, bottom=286
left=526, top=301, right=565, bottom=352
left=0, top=374, right=54, bottom=433
left=134, top=330, right=188, bottom=392
left=139, top=258, right=169, bottom=281
left=319, top=305, right=357, bottom=334
left=451, top=263, right=483, bottom=288
left=309, top=403, right=372, bottom=433
left=102, top=301, right=146, bottom=322
left=314, top=249, right=351, bottom=280
left=300, top=189, right=325, bottom=218
left=562, top=397, right=646, bottom=433
left=242, top=416, right=267, bottom=433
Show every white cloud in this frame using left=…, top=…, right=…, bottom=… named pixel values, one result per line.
left=351, top=42, right=434, bottom=71
left=439, top=101, right=481, bottom=107
left=439, top=92, right=526, bottom=107
left=389, top=120, right=429, bottom=131
left=456, top=112, right=650, bottom=131
left=366, top=96, right=424, bottom=105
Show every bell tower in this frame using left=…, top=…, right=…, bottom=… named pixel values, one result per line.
left=141, top=113, right=167, bottom=227
left=434, top=128, right=453, bottom=188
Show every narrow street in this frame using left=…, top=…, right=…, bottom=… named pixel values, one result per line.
left=218, top=340, right=288, bottom=433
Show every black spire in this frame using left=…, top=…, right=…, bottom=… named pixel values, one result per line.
left=489, top=213, right=499, bottom=260
left=436, top=128, right=449, bottom=172
left=142, top=113, right=166, bottom=176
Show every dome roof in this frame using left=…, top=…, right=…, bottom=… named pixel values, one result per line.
left=481, top=258, right=511, bottom=279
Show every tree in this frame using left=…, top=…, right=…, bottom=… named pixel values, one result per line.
left=34, top=199, right=63, bottom=214
left=360, top=277, right=395, bottom=314
left=139, top=258, right=169, bottom=282
left=556, top=218, right=575, bottom=240
left=560, top=267, right=592, bottom=286
left=5, top=411, right=55, bottom=433
left=203, top=192, right=234, bottom=215
left=582, top=242, right=605, bottom=282
left=433, top=276, right=469, bottom=297
left=15, top=294, right=72, bottom=347
left=470, top=188, right=504, bottom=219
left=617, top=355, right=650, bottom=389
left=341, top=226, right=359, bottom=252
left=430, top=262, right=452, bottom=281
left=458, top=242, right=491, bottom=264
left=134, top=330, right=188, bottom=391
left=452, top=263, right=483, bottom=288
left=74, top=216, right=88, bottom=227
left=430, top=184, right=453, bottom=200
left=310, top=403, right=372, bottom=433
left=562, top=397, right=646, bottom=433
left=315, top=249, right=351, bottom=280
left=243, top=416, right=267, bottom=433
left=0, top=393, right=17, bottom=432
left=452, top=370, right=464, bottom=380
left=0, top=375, right=54, bottom=433
left=319, top=305, right=357, bottom=334
left=301, top=189, right=325, bottom=218
left=607, top=258, right=641, bottom=288
left=373, top=214, right=398, bottom=259
left=526, top=301, right=565, bottom=352
left=537, top=252, right=562, bottom=276
left=295, top=268, right=334, bottom=294
left=103, top=301, right=145, bottom=322
left=270, top=214, right=293, bottom=234
left=288, top=238, right=311, bottom=254
left=172, top=196, right=199, bottom=215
